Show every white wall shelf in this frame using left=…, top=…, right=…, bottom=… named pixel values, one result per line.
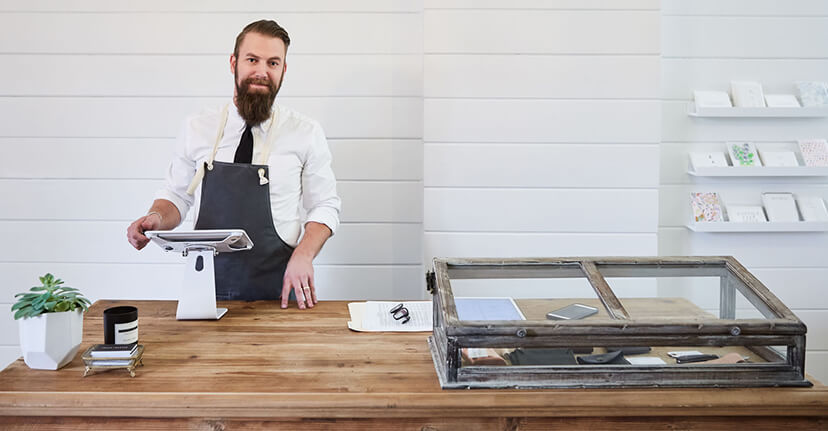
left=688, top=165, right=828, bottom=177
left=687, top=103, right=828, bottom=118
left=686, top=221, right=828, bottom=233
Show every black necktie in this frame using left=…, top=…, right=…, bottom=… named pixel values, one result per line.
left=234, top=123, right=254, bottom=163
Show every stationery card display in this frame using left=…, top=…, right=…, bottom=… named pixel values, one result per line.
left=687, top=80, right=828, bottom=233
left=693, top=90, right=732, bottom=108
left=690, top=192, right=724, bottom=222
left=798, top=139, right=828, bottom=167
left=727, top=142, right=762, bottom=167
left=731, top=81, right=766, bottom=107
left=726, top=206, right=767, bottom=223
left=689, top=152, right=729, bottom=168
left=795, top=81, right=828, bottom=107
left=758, top=150, right=799, bottom=167
left=796, top=196, right=828, bottom=222
left=764, top=94, right=801, bottom=108
left=762, top=193, right=800, bottom=222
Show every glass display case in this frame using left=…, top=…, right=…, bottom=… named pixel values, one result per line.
left=427, top=256, right=810, bottom=389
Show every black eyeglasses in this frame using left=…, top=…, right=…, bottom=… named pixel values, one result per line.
left=390, top=303, right=410, bottom=324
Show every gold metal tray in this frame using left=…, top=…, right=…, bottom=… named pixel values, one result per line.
left=81, top=344, right=144, bottom=377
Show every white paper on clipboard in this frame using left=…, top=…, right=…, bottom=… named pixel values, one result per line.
left=347, top=301, right=432, bottom=332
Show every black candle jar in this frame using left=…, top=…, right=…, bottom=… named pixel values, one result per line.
left=103, top=306, right=138, bottom=345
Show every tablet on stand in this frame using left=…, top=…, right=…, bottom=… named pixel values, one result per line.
left=146, top=230, right=253, bottom=320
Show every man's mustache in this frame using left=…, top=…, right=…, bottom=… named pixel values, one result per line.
left=242, top=77, right=275, bottom=91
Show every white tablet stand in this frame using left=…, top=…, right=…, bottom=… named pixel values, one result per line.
left=145, top=230, right=253, bottom=320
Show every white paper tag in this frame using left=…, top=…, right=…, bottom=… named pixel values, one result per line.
left=114, top=319, right=138, bottom=344
left=466, top=348, right=490, bottom=359
left=628, top=357, right=667, bottom=365
left=667, top=350, right=703, bottom=358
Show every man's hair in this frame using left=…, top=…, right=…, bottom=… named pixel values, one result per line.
left=233, top=20, right=291, bottom=58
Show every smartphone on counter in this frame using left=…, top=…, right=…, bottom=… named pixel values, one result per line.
left=546, top=303, right=599, bottom=320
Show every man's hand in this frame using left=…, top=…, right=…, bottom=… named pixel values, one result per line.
left=281, top=253, right=316, bottom=309
left=126, top=199, right=181, bottom=250
left=280, top=222, right=331, bottom=310
left=126, top=213, right=162, bottom=250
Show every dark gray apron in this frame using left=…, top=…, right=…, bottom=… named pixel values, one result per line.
left=190, top=105, right=294, bottom=300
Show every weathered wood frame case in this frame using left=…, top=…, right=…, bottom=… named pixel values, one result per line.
left=427, top=256, right=810, bottom=389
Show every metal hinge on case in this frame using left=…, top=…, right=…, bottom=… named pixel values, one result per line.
left=258, top=168, right=269, bottom=185
left=426, top=271, right=436, bottom=294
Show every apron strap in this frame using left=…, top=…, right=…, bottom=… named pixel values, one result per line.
left=254, top=107, right=280, bottom=165
left=187, top=103, right=230, bottom=195
left=253, top=108, right=280, bottom=186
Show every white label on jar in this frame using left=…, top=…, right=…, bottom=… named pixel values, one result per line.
left=114, top=319, right=138, bottom=344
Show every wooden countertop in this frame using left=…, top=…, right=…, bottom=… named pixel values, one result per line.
left=1, top=300, right=827, bottom=425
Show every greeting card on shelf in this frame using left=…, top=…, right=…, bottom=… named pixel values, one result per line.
left=691, top=192, right=724, bottom=222
left=727, top=142, right=762, bottom=167
left=795, top=81, right=828, bottom=107
left=694, top=90, right=732, bottom=108
left=731, top=81, right=766, bottom=107
left=796, top=196, right=828, bottom=222
left=764, top=94, right=801, bottom=108
left=762, top=193, right=800, bottom=222
left=726, top=206, right=767, bottom=223
left=758, top=150, right=799, bottom=167
left=798, top=139, right=828, bottom=167
left=690, top=152, right=729, bottom=169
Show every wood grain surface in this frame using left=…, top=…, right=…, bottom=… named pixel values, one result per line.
left=0, top=300, right=826, bottom=427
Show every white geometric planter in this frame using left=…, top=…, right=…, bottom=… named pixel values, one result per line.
left=18, top=309, right=84, bottom=370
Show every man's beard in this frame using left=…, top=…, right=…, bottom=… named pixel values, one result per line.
left=234, top=70, right=283, bottom=126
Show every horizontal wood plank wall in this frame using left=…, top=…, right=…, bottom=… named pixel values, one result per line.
left=0, top=3, right=424, bottom=369
left=422, top=3, right=661, bottom=295
left=660, top=0, right=828, bottom=382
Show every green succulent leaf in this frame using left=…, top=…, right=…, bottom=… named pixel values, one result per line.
left=11, top=273, right=90, bottom=320
left=14, top=305, right=33, bottom=320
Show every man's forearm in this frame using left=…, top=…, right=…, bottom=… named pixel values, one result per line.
left=293, top=222, right=332, bottom=260
left=148, top=199, right=182, bottom=230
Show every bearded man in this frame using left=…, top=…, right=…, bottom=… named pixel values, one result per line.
left=126, top=20, right=340, bottom=309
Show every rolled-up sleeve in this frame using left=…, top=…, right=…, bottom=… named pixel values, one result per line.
left=302, top=123, right=341, bottom=235
left=153, top=119, right=196, bottom=226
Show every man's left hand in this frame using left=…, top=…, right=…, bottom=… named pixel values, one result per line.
left=280, top=222, right=332, bottom=310
left=281, top=253, right=316, bottom=309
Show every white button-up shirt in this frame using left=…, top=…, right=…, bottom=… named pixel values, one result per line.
left=155, top=102, right=341, bottom=247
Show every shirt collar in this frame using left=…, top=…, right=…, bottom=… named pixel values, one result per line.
left=227, top=102, right=276, bottom=134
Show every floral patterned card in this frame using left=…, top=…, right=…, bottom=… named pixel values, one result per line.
left=727, top=142, right=762, bottom=167
left=798, top=139, right=828, bottom=167
left=690, top=192, right=724, bottom=222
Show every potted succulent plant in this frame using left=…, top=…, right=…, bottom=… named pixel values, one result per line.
left=11, top=274, right=91, bottom=370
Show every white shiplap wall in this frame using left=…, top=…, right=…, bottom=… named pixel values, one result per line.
left=660, top=0, right=828, bottom=381
left=4, top=0, right=824, bottom=384
left=0, top=1, right=424, bottom=369
left=423, top=1, right=661, bottom=265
